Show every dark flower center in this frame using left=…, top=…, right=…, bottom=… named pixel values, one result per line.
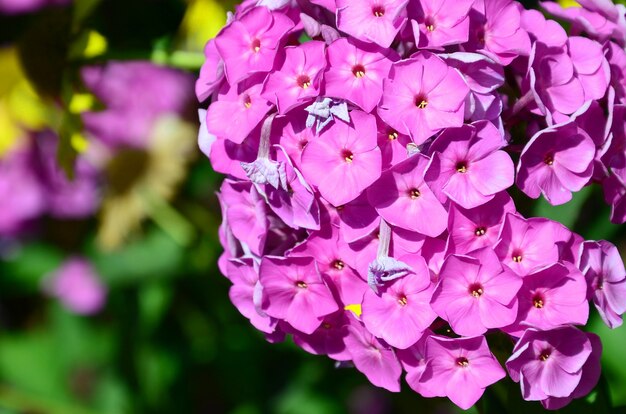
left=297, top=74, right=312, bottom=89
left=409, top=188, right=421, bottom=199
left=456, top=357, right=469, bottom=367
left=242, top=94, right=252, bottom=109
left=322, top=322, right=332, bottom=329
left=469, top=283, right=484, bottom=298
left=352, top=63, right=366, bottom=78
left=544, top=153, right=554, bottom=166
left=532, top=292, right=545, bottom=309
left=342, top=149, right=354, bottom=163
left=388, top=130, right=398, bottom=140
left=424, top=16, right=436, bottom=31
left=250, top=38, right=261, bottom=53
left=296, top=281, right=308, bottom=289
left=397, top=295, right=408, bottom=306
left=372, top=5, right=385, bottom=17
left=456, top=161, right=468, bottom=173
left=475, top=227, right=486, bottom=236
left=512, top=250, right=523, bottom=263
left=415, top=94, right=428, bottom=109
left=539, top=348, right=551, bottom=361
left=332, top=259, right=345, bottom=270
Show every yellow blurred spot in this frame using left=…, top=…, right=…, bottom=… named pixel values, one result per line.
left=559, top=0, right=580, bottom=7
left=0, top=102, right=21, bottom=158
left=0, top=48, right=22, bottom=97
left=344, top=304, right=362, bottom=317
left=69, top=93, right=96, bottom=114
left=6, top=81, right=50, bottom=130
left=84, top=31, right=108, bottom=58
left=180, top=0, right=228, bottom=51
left=71, top=132, right=90, bottom=153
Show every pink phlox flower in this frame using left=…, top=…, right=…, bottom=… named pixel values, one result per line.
left=196, top=40, right=225, bottom=101
left=579, top=240, right=626, bottom=328
left=219, top=179, right=269, bottom=256
left=379, top=52, right=469, bottom=144
left=422, top=235, right=447, bottom=283
left=431, top=247, right=522, bottom=336
left=206, top=76, right=273, bottom=144
left=465, top=0, right=531, bottom=65
left=215, top=6, right=294, bottom=84
left=337, top=193, right=381, bottom=243
left=396, top=330, right=440, bottom=397
left=344, top=315, right=403, bottom=392
left=420, top=335, right=506, bottom=410
left=261, top=146, right=320, bottom=230
left=301, top=110, right=382, bottom=206
left=506, top=326, right=593, bottom=402
left=44, top=257, right=106, bottom=315
left=272, top=108, right=314, bottom=170
left=227, top=258, right=277, bottom=333
left=289, top=225, right=367, bottom=306
left=494, top=213, right=560, bottom=276
left=208, top=132, right=259, bottom=180
left=541, top=332, right=602, bottom=410
left=516, top=120, right=595, bottom=206
left=446, top=191, right=516, bottom=255
left=304, top=97, right=350, bottom=133
left=367, top=153, right=447, bottom=237
left=291, top=310, right=352, bottom=361
left=425, top=121, right=514, bottom=209
left=376, top=117, right=412, bottom=171
left=409, top=0, right=474, bottom=49
left=336, top=0, right=409, bottom=48
left=259, top=255, right=339, bottom=334
left=262, top=41, right=327, bottom=114
left=442, top=52, right=505, bottom=122
left=325, top=37, right=397, bottom=112
left=606, top=42, right=626, bottom=103
left=521, top=9, right=568, bottom=48
left=505, top=262, right=589, bottom=336
left=541, top=0, right=626, bottom=47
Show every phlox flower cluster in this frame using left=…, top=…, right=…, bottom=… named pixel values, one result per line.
left=198, top=0, right=626, bottom=409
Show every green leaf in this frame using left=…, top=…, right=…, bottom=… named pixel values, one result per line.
left=532, top=185, right=592, bottom=229
left=0, top=243, right=64, bottom=294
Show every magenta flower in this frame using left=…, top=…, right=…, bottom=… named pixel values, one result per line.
left=207, top=76, right=273, bottom=145
left=431, top=247, right=522, bottom=336
left=272, top=109, right=314, bottom=170
left=262, top=41, right=326, bottom=114
left=367, top=154, right=446, bottom=237
left=425, top=121, right=514, bottom=209
left=196, top=40, right=225, bottom=101
left=506, top=327, right=593, bottom=402
left=43, top=257, right=106, bottom=315
left=579, top=240, right=626, bottom=328
left=517, top=121, right=595, bottom=206
left=506, top=263, right=589, bottom=336
left=466, top=0, right=531, bottom=65
left=290, top=225, right=368, bottom=306
left=396, top=331, right=439, bottom=397
left=336, top=0, right=408, bottom=48
left=361, top=257, right=436, bottom=349
left=0, top=0, right=69, bottom=14
left=219, top=179, right=269, bottom=256
left=227, top=258, right=276, bottom=333
left=259, top=256, right=339, bottom=334
left=215, top=6, right=294, bottom=84
left=325, top=38, right=396, bottom=112
left=447, top=192, right=515, bottom=255
left=420, top=335, right=506, bottom=410
left=379, top=52, right=469, bottom=144
left=336, top=193, right=381, bottom=243
left=344, top=315, right=403, bottom=392
left=409, top=0, right=474, bottom=49
left=208, top=133, right=259, bottom=180
left=301, top=110, right=382, bottom=207
left=494, top=214, right=560, bottom=276
left=291, top=310, right=351, bottom=361
left=376, top=117, right=412, bottom=171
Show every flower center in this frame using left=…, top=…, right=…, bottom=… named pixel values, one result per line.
left=456, top=161, right=468, bottom=173
left=332, top=259, right=345, bottom=270
left=424, top=16, right=435, bottom=31
left=352, top=64, right=366, bottom=78
left=397, top=296, right=408, bottom=306
left=544, top=153, right=554, bottom=166
left=512, top=251, right=523, bottom=263
left=322, top=322, right=332, bottom=329
left=251, top=38, right=261, bottom=53
left=372, top=5, right=385, bottom=17
left=388, top=130, right=398, bottom=140
left=539, top=349, right=551, bottom=361
left=456, top=357, right=469, bottom=368
left=532, top=293, right=545, bottom=309
left=468, top=283, right=484, bottom=298
left=409, top=188, right=421, bottom=199
left=242, top=94, right=252, bottom=109
left=415, top=95, right=428, bottom=109
left=297, top=74, right=312, bottom=89
left=342, top=149, right=354, bottom=163
left=475, top=227, right=486, bottom=236
left=298, top=139, right=308, bottom=150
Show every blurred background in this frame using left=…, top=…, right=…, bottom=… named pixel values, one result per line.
left=1, top=0, right=626, bottom=413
